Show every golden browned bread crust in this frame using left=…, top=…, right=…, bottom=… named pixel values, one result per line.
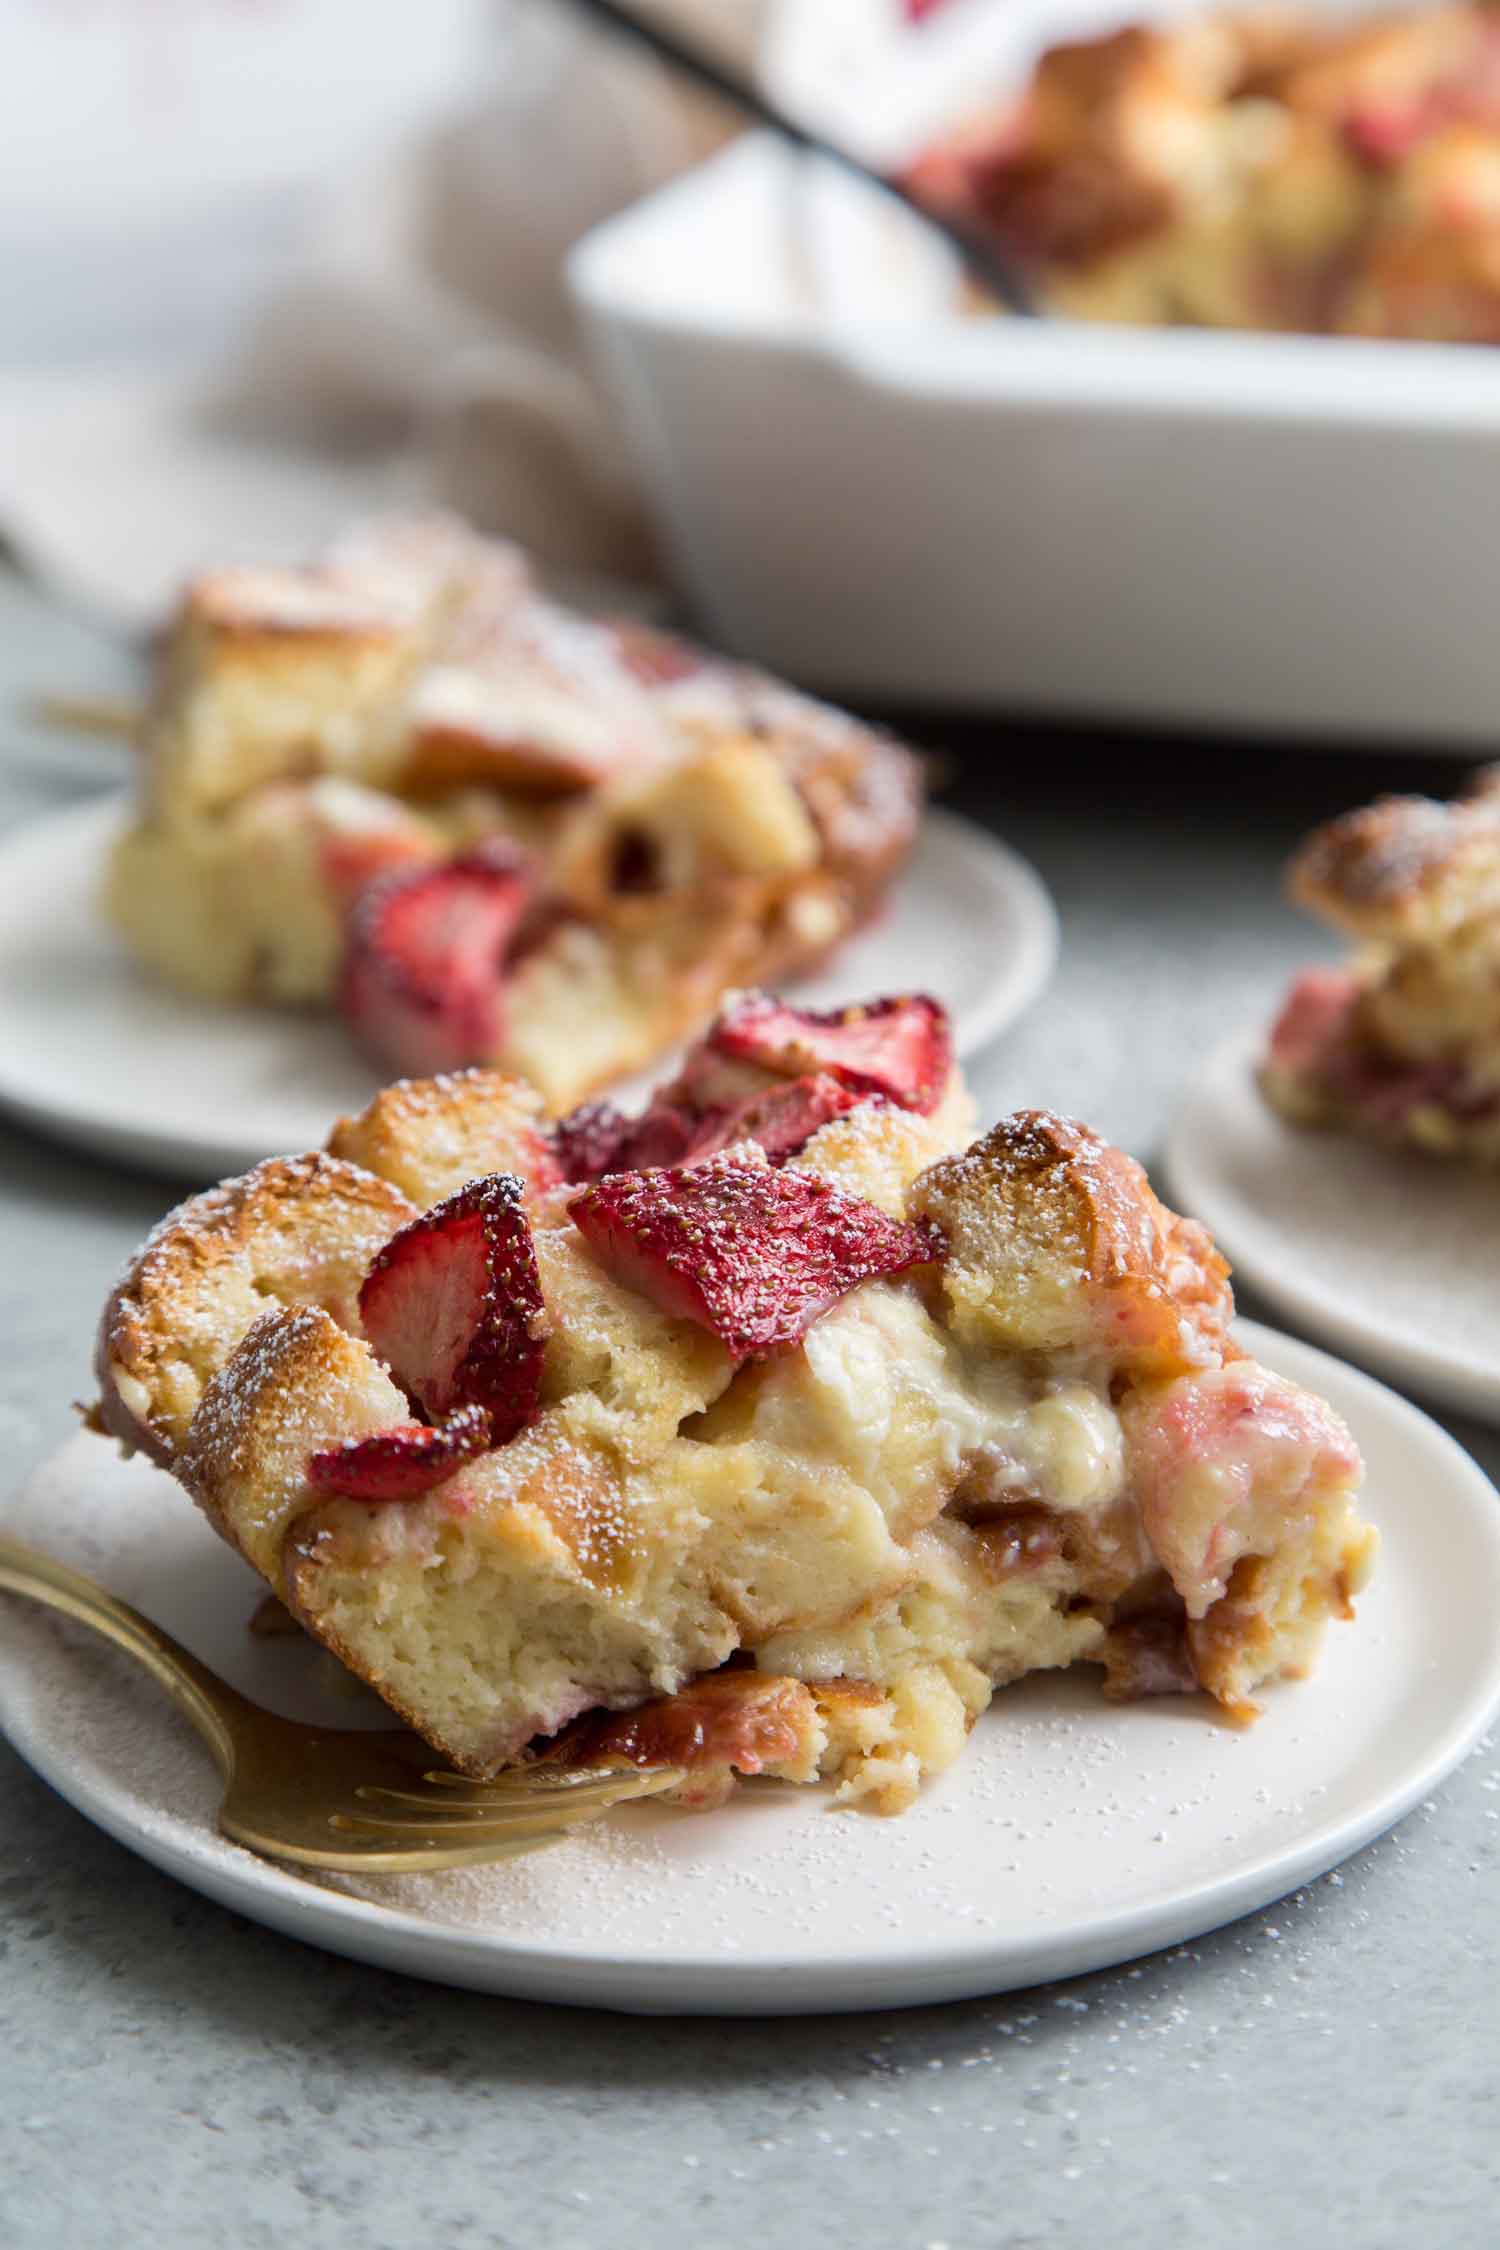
left=94, top=1154, right=414, bottom=1466
left=957, top=26, right=1184, bottom=270
left=139, top=530, right=497, bottom=821
left=910, top=1109, right=1234, bottom=1380
left=682, top=670, right=924, bottom=916
left=326, top=1068, right=557, bottom=1208
left=181, top=1303, right=408, bottom=1575
left=1288, top=782, right=1500, bottom=943
left=179, top=571, right=410, bottom=651
left=783, top=732, right=923, bottom=940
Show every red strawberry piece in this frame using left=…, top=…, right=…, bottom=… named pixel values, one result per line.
left=551, top=1073, right=860, bottom=1184
left=608, top=620, right=706, bottom=687
left=552, top=1097, right=701, bottom=1181
left=339, top=843, right=532, bottom=1079
left=616, top=1104, right=702, bottom=1173
left=678, top=1072, right=865, bottom=1166
left=569, top=1151, right=941, bottom=1362
left=551, top=1100, right=635, bottom=1184
left=307, top=1404, right=492, bottom=1501
left=710, top=992, right=952, bottom=1115
left=1266, top=968, right=1359, bottom=1075
left=359, top=1173, right=546, bottom=1441
left=1343, top=97, right=1443, bottom=168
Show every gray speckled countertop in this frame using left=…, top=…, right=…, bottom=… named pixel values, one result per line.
left=2, top=574, right=1498, bottom=2250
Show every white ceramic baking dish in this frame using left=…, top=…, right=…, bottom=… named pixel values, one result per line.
left=568, top=3, right=1500, bottom=746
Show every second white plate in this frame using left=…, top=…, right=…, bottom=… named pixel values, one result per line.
left=1167, top=1031, right=1500, bottom=1425
left=0, top=796, right=1055, bottom=1181
left=3, top=1323, right=1498, bottom=2014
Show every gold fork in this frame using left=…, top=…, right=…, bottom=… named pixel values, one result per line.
left=0, top=1533, right=682, bottom=1874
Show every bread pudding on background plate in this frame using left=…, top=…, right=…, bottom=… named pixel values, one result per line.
left=93, top=989, right=1375, bottom=1816
left=907, top=2, right=1500, bottom=342
left=108, top=515, right=922, bottom=1112
left=1261, top=767, right=1500, bottom=1165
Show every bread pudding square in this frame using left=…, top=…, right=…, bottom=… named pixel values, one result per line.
left=94, top=992, right=1373, bottom=1813
left=108, top=516, right=924, bottom=1110
left=1261, top=768, right=1500, bottom=1162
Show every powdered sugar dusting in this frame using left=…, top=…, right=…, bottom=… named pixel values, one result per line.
left=186, top=1304, right=325, bottom=1458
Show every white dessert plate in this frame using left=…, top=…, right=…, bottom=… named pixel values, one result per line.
left=0, top=794, right=1055, bottom=1182
left=1167, top=1032, right=1500, bottom=1427
left=4, top=1322, right=1498, bottom=2016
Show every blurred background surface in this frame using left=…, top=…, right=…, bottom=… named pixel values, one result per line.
left=0, top=0, right=498, bottom=366
left=0, top=0, right=766, bottom=622
left=7, top=0, right=1497, bottom=747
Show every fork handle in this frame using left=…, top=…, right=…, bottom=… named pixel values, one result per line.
left=566, top=0, right=1037, bottom=317
left=0, top=1531, right=246, bottom=1777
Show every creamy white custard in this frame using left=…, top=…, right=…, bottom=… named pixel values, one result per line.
left=749, top=1283, right=1127, bottom=1522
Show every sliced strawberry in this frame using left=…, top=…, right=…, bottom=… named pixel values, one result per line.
left=359, top=1173, right=545, bottom=1441
left=338, top=843, right=531, bottom=1079
left=710, top=992, right=952, bottom=1115
left=617, top=1104, right=703, bottom=1173
left=307, top=1404, right=491, bottom=1501
left=551, top=1100, right=635, bottom=1184
left=678, top=1072, right=865, bottom=1166
left=552, top=1072, right=861, bottom=1185
left=569, top=1152, right=941, bottom=1361
left=551, top=1097, right=699, bottom=1181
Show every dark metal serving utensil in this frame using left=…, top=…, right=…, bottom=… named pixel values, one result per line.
left=565, top=0, right=1039, bottom=317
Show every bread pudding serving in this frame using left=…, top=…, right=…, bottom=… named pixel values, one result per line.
left=1261, top=769, right=1500, bottom=1164
left=108, top=515, right=922, bottom=1110
left=93, top=991, right=1374, bottom=1816
left=906, top=3, right=1500, bottom=342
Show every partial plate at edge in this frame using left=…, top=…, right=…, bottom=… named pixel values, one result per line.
left=1166, top=1031, right=1500, bottom=1425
